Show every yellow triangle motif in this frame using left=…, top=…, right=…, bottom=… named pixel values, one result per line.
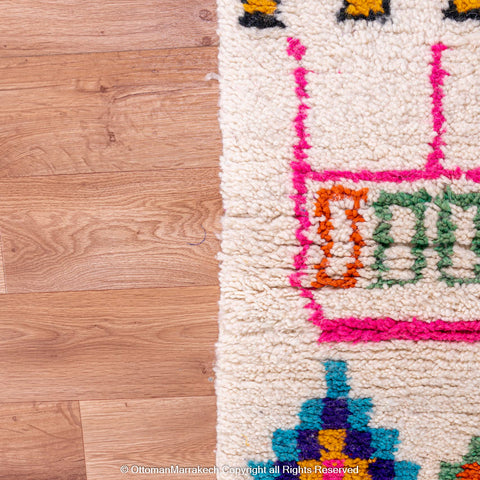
left=345, top=0, right=384, bottom=16
left=239, top=0, right=286, bottom=28
left=338, top=0, right=389, bottom=21
left=444, top=0, right=480, bottom=19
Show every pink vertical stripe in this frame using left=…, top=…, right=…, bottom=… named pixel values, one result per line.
left=425, top=42, right=449, bottom=173
left=287, top=37, right=315, bottom=302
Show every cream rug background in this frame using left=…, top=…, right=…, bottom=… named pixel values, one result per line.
left=216, top=0, right=480, bottom=478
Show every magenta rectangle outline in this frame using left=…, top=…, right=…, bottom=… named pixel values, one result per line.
left=286, top=37, right=480, bottom=342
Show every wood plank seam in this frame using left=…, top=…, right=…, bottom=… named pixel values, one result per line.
left=77, top=400, right=89, bottom=480
left=0, top=43, right=219, bottom=61
left=2, top=165, right=220, bottom=181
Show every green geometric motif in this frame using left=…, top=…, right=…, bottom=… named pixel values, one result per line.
left=369, top=189, right=431, bottom=288
left=439, top=436, right=480, bottom=479
left=435, top=188, right=480, bottom=287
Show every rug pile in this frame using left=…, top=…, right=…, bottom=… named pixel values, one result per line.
left=216, top=1, right=480, bottom=478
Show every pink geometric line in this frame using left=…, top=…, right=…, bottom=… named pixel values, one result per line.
left=316, top=316, right=480, bottom=343
left=287, top=37, right=315, bottom=294
left=425, top=42, right=449, bottom=172
left=305, top=42, right=478, bottom=184
left=308, top=166, right=462, bottom=183
left=287, top=38, right=480, bottom=342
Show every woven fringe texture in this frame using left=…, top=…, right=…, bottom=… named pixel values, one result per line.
left=216, top=0, right=480, bottom=478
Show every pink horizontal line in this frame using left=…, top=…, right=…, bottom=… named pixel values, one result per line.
left=308, top=166, right=464, bottom=183
left=315, top=316, right=480, bottom=343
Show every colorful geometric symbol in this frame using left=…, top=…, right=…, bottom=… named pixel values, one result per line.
left=309, top=186, right=480, bottom=291
left=439, top=437, right=480, bottom=479
left=249, top=361, right=420, bottom=480
left=288, top=37, right=480, bottom=342
left=444, top=0, right=480, bottom=21
left=312, top=186, right=368, bottom=290
left=337, top=0, right=390, bottom=22
left=239, top=0, right=286, bottom=28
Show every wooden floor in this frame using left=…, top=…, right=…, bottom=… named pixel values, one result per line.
left=0, top=2, right=220, bottom=479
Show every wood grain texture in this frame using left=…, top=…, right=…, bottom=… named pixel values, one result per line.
left=0, top=237, right=6, bottom=294
left=0, top=286, right=217, bottom=401
left=81, top=396, right=216, bottom=480
left=0, top=401, right=86, bottom=480
left=0, top=48, right=220, bottom=177
left=0, top=169, right=221, bottom=293
left=0, top=1, right=223, bottom=473
left=0, top=1, right=217, bottom=57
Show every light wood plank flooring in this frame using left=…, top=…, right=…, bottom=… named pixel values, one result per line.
left=0, top=2, right=220, bottom=478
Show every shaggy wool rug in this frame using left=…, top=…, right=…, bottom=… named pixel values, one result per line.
left=216, top=0, right=480, bottom=479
